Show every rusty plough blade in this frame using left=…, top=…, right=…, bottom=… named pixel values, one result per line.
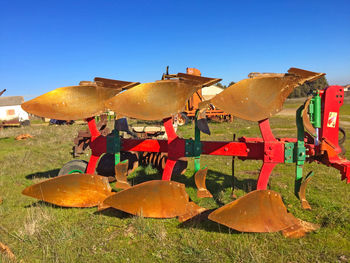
left=209, top=68, right=323, bottom=122
left=208, top=190, right=318, bottom=237
left=194, top=167, right=213, bottom=198
left=105, top=80, right=202, bottom=120
left=115, top=160, right=132, bottom=190
left=21, top=79, right=138, bottom=120
left=22, top=174, right=113, bottom=207
left=302, top=97, right=316, bottom=137
left=103, top=180, right=206, bottom=221
left=21, top=85, right=118, bottom=120
left=298, top=172, right=314, bottom=210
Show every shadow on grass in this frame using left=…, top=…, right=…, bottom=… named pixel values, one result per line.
left=25, top=169, right=60, bottom=179
left=94, top=207, right=132, bottom=219
left=178, top=209, right=241, bottom=234
left=24, top=200, right=73, bottom=209
left=172, top=169, right=257, bottom=205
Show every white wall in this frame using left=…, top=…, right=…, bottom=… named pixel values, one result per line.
left=0, top=105, right=29, bottom=121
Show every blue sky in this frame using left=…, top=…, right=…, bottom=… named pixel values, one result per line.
left=1, top=0, right=349, bottom=98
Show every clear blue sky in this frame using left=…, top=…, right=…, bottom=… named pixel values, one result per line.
left=1, top=0, right=349, bottom=98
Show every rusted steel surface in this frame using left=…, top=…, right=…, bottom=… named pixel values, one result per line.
left=105, top=80, right=202, bottom=120
left=22, top=174, right=113, bottom=207
left=299, top=175, right=312, bottom=210
left=281, top=219, right=319, bottom=238
left=103, top=180, right=205, bottom=219
left=93, top=77, right=139, bottom=90
left=115, top=161, right=132, bottom=189
left=302, top=97, right=316, bottom=137
left=21, top=85, right=120, bottom=120
left=210, top=68, right=323, bottom=122
left=208, top=190, right=317, bottom=235
left=194, top=167, right=213, bottom=198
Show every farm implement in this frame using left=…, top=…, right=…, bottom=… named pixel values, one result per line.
left=21, top=68, right=349, bottom=238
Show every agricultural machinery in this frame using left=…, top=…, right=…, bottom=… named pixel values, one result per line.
left=21, top=68, right=349, bottom=238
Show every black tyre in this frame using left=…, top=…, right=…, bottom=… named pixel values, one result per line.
left=58, top=159, right=88, bottom=176
left=96, top=152, right=139, bottom=177
left=96, top=153, right=115, bottom=177
left=339, top=127, right=346, bottom=145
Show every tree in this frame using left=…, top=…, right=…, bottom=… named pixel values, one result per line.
left=216, top=82, right=225, bottom=89
left=288, top=76, right=329, bottom=98
left=227, top=81, right=235, bottom=87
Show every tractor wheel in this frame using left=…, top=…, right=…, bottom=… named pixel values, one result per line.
left=96, top=153, right=115, bottom=177
left=96, top=152, right=139, bottom=177
left=58, top=159, right=88, bottom=176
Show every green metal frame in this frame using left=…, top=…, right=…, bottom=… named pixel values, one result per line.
left=106, top=120, right=121, bottom=165
left=184, top=110, right=202, bottom=172
left=294, top=105, right=306, bottom=196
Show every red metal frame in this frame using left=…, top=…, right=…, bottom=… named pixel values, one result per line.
left=82, top=85, right=350, bottom=188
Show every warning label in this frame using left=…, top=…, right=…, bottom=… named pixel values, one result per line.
left=327, top=112, right=337, bottom=128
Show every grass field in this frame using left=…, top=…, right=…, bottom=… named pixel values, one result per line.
left=1, top=103, right=350, bottom=262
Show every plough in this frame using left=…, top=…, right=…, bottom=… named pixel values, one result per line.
left=21, top=68, right=349, bottom=238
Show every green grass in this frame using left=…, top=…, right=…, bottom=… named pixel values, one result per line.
left=1, top=113, right=350, bottom=262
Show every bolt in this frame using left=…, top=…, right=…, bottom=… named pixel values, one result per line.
left=224, top=147, right=228, bottom=152
left=246, top=148, right=250, bottom=153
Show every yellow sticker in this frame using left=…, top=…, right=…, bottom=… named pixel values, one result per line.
left=327, top=112, right=337, bottom=128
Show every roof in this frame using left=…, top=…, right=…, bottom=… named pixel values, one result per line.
left=0, top=96, right=24, bottom=107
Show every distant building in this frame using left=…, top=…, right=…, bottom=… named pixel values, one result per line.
left=0, top=96, right=30, bottom=126
left=201, top=85, right=224, bottom=100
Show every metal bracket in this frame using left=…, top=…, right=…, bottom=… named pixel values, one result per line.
left=284, top=142, right=295, bottom=163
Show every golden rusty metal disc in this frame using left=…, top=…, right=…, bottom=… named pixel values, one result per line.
left=103, top=180, right=204, bottom=219
left=210, top=68, right=324, bottom=122
left=21, top=85, right=121, bottom=120
left=105, top=80, right=201, bottom=120
left=22, top=173, right=113, bottom=207
left=208, top=190, right=301, bottom=232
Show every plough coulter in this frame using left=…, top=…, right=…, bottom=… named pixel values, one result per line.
left=21, top=68, right=350, bottom=238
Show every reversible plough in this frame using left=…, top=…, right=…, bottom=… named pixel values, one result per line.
left=21, top=68, right=350, bottom=238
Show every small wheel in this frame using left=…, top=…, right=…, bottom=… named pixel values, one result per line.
left=58, top=160, right=88, bottom=176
